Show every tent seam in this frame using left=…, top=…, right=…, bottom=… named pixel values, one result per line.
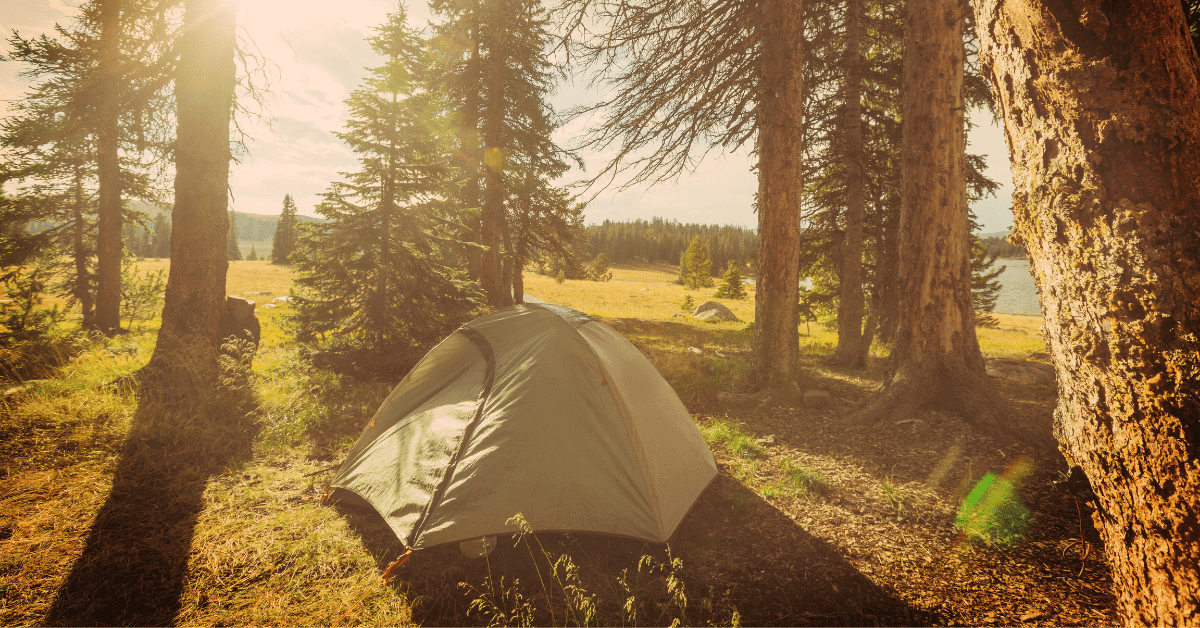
left=406, top=327, right=497, bottom=548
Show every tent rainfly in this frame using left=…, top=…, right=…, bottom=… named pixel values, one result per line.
left=330, top=303, right=718, bottom=551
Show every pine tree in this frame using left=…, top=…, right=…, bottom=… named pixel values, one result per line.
left=226, top=210, right=242, bottom=260
left=432, top=0, right=576, bottom=307
left=681, top=236, right=713, bottom=290
left=270, top=193, right=298, bottom=264
left=245, top=246, right=257, bottom=261
left=714, top=261, right=747, bottom=300
left=586, top=252, right=612, bottom=281
left=292, top=4, right=480, bottom=351
left=2, top=2, right=173, bottom=331
left=560, top=0, right=805, bottom=391
left=151, top=212, right=170, bottom=258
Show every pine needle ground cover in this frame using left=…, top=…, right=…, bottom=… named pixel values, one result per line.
left=1, top=263, right=1114, bottom=626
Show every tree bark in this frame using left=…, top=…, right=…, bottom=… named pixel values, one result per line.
left=463, top=25, right=484, bottom=283
left=480, top=63, right=512, bottom=308
left=94, top=0, right=123, bottom=334
left=144, top=0, right=235, bottom=389
left=512, top=249, right=525, bottom=304
left=376, top=94, right=396, bottom=336
left=832, top=0, right=867, bottom=367
left=849, top=0, right=1010, bottom=429
left=72, top=160, right=96, bottom=330
left=973, top=0, right=1200, bottom=622
left=746, top=0, right=805, bottom=392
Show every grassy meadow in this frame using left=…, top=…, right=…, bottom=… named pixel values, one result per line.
left=0, top=261, right=1113, bottom=626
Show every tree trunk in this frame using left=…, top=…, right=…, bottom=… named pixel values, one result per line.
left=377, top=97, right=396, bottom=336
left=95, top=0, right=123, bottom=334
left=848, top=0, right=1009, bottom=429
left=463, top=28, right=483, bottom=282
left=480, top=148, right=509, bottom=307
left=832, top=0, right=867, bottom=367
left=512, top=249, right=525, bottom=304
left=72, top=161, right=96, bottom=330
left=973, top=1, right=1200, bottom=622
left=144, top=0, right=235, bottom=389
left=480, top=66, right=512, bottom=308
left=500, top=217, right=514, bottom=303
left=746, top=0, right=805, bottom=392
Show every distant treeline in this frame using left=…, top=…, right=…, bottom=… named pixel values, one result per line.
left=581, top=218, right=758, bottom=276
left=981, top=235, right=1027, bottom=259
left=116, top=205, right=321, bottom=257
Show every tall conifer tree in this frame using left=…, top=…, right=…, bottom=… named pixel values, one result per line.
left=270, top=193, right=298, bottom=264
left=432, top=0, right=573, bottom=307
left=292, top=4, right=479, bottom=351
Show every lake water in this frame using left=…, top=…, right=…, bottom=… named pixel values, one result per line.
left=993, top=257, right=1042, bottom=316
left=755, top=258, right=1043, bottom=316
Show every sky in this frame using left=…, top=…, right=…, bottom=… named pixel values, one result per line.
left=0, top=0, right=1017, bottom=234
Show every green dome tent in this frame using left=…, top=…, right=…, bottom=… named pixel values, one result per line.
left=330, top=303, right=718, bottom=552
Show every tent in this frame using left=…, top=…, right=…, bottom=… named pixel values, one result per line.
left=330, top=303, right=718, bottom=550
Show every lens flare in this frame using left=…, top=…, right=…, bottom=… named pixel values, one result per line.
left=956, top=456, right=1036, bottom=547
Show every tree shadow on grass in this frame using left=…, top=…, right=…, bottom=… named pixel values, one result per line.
left=42, top=377, right=258, bottom=626
left=333, top=474, right=918, bottom=627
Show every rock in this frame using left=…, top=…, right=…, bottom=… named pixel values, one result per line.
left=262, top=303, right=277, bottom=309
left=803, top=389, right=833, bottom=409
left=714, top=350, right=728, bottom=358
left=692, top=301, right=740, bottom=322
left=273, top=296, right=291, bottom=303
left=687, top=346, right=703, bottom=354
left=755, top=434, right=775, bottom=446
left=221, top=296, right=261, bottom=356
left=985, top=358, right=1055, bottom=384
left=3, top=380, right=48, bottom=397
left=1028, top=351, right=1050, bottom=361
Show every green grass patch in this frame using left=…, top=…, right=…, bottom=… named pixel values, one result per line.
left=700, top=418, right=764, bottom=459
left=778, top=458, right=831, bottom=497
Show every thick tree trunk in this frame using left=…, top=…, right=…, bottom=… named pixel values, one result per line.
left=144, top=0, right=235, bottom=389
left=832, top=0, right=867, bottom=367
left=973, top=1, right=1200, bottom=623
left=849, top=0, right=1010, bottom=429
left=95, top=0, right=123, bottom=334
left=746, top=0, right=804, bottom=392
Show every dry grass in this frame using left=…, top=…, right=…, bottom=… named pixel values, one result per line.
left=0, top=261, right=1112, bottom=627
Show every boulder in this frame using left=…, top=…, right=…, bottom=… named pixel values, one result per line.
left=692, top=301, right=740, bottom=322
left=985, top=358, right=1055, bottom=385
left=220, top=296, right=261, bottom=356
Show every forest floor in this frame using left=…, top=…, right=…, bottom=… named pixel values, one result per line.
left=0, top=262, right=1116, bottom=626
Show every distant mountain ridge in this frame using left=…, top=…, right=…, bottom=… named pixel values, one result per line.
left=130, top=202, right=323, bottom=242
